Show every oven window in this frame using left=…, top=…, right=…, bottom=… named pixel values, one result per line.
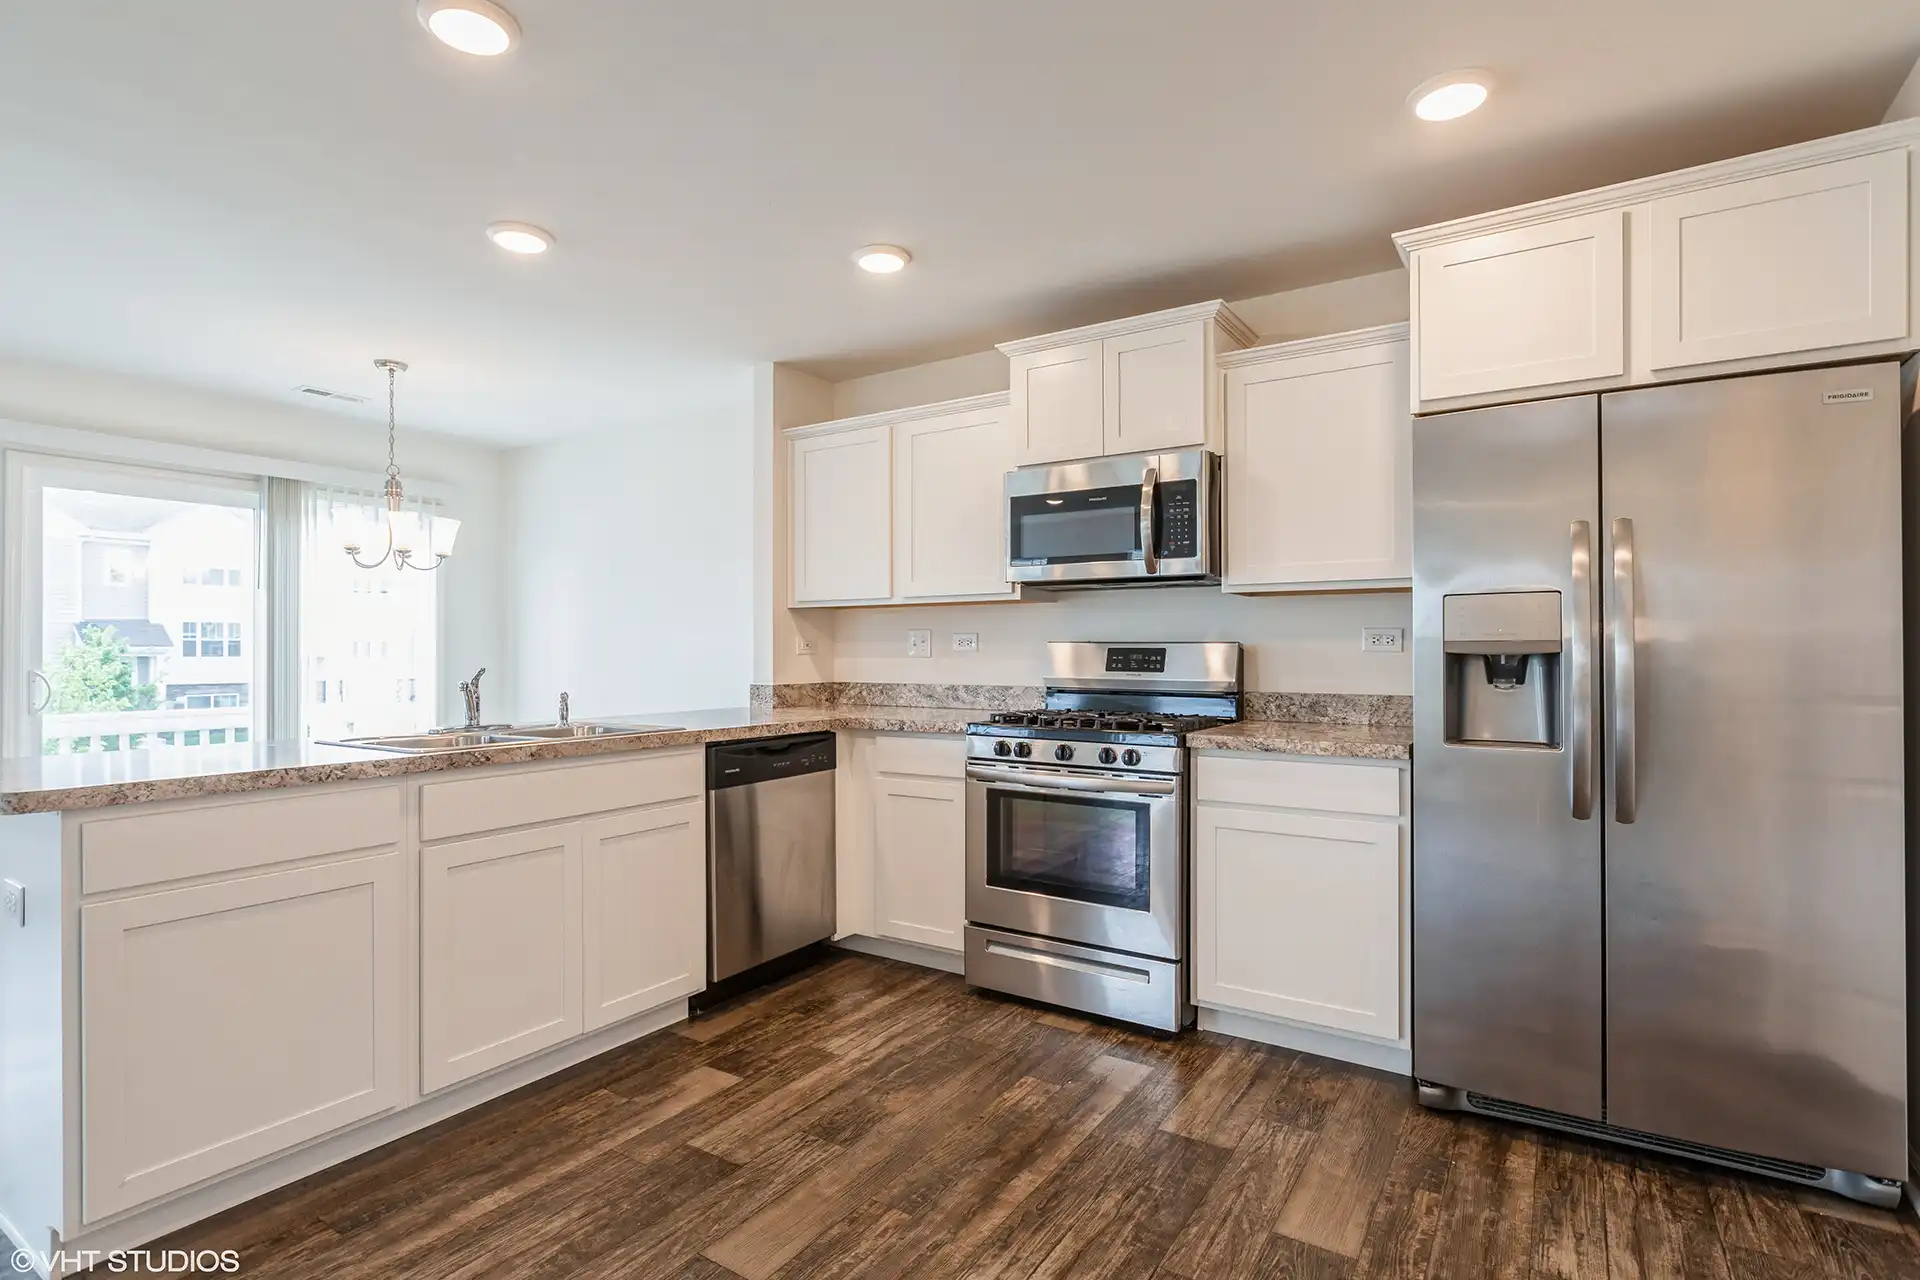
left=1008, top=485, right=1141, bottom=564
left=986, top=791, right=1151, bottom=910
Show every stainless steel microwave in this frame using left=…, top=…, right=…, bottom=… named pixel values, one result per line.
left=1005, top=448, right=1220, bottom=587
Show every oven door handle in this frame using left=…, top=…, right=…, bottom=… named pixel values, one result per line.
left=966, top=765, right=1178, bottom=798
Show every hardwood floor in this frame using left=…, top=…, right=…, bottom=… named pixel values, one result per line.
left=156, top=954, right=1920, bottom=1278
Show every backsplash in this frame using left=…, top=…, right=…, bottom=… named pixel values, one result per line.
left=750, top=683, right=1410, bottom=725
left=1242, top=692, right=1412, bottom=726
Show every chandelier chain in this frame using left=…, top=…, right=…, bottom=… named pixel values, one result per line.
left=385, top=363, right=400, bottom=483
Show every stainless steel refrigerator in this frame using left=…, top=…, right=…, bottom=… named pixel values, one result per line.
left=1411, top=360, right=1909, bottom=1207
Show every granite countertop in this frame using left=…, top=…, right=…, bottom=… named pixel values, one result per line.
left=1187, top=719, right=1413, bottom=761
left=0, top=691, right=1412, bottom=814
left=0, top=705, right=980, bottom=815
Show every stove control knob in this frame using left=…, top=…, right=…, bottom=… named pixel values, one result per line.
left=1098, top=747, right=1118, bottom=765
left=1122, top=749, right=1142, bottom=767
left=1054, top=744, right=1075, bottom=762
left=993, top=740, right=1013, bottom=757
left=1013, top=742, right=1032, bottom=758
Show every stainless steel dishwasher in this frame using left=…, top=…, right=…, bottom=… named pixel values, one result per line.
left=705, top=733, right=836, bottom=994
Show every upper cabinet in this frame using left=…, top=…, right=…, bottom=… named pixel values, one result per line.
left=791, top=423, right=892, bottom=605
left=1221, top=325, right=1411, bottom=593
left=1396, top=120, right=1920, bottom=413
left=998, top=301, right=1256, bottom=465
left=787, top=393, right=1019, bottom=608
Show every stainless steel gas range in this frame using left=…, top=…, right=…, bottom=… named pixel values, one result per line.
left=962, top=640, right=1243, bottom=1032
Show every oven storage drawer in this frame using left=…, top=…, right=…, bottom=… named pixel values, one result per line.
left=964, top=925, right=1188, bottom=1032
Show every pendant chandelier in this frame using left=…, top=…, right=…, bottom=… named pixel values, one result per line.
left=342, top=358, right=460, bottom=571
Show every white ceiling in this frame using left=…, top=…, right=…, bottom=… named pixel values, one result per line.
left=1, top=2, right=1915, bottom=445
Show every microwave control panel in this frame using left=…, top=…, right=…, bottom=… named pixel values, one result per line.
left=1157, top=480, right=1199, bottom=558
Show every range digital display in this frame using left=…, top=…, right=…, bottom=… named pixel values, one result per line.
left=1104, top=646, right=1166, bottom=674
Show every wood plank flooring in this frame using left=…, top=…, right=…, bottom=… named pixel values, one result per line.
left=153, top=955, right=1920, bottom=1278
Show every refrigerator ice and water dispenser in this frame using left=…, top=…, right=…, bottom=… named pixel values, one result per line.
left=1442, top=590, right=1561, bottom=747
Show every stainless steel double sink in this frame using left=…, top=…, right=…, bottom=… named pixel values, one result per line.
left=323, top=721, right=679, bottom=754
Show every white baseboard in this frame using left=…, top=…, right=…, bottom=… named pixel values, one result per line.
left=1199, top=1006, right=1412, bottom=1075
left=833, top=934, right=965, bottom=975
left=33, top=999, right=688, bottom=1278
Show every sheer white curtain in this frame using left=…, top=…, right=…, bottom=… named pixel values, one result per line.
left=298, top=484, right=442, bottom=741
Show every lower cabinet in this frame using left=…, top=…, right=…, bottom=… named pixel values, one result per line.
left=421, top=824, right=585, bottom=1093
left=872, top=774, right=966, bottom=951
left=582, top=800, right=706, bottom=1032
left=80, top=851, right=408, bottom=1221
left=1192, top=757, right=1406, bottom=1043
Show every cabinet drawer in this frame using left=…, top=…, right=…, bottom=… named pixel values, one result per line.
left=82, top=784, right=403, bottom=894
left=1194, top=754, right=1400, bottom=818
left=868, top=732, right=965, bottom=779
left=1650, top=148, right=1910, bottom=369
left=419, top=749, right=703, bottom=843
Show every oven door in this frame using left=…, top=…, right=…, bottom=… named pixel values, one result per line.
left=965, top=763, right=1183, bottom=960
left=1005, top=450, right=1215, bottom=585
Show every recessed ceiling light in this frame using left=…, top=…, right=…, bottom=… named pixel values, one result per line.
left=1409, top=70, right=1493, bottom=122
left=853, top=245, right=911, bottom=274
left=417, top=0, right=520, bottom=56
left=486, top=222, right=553, bottom=254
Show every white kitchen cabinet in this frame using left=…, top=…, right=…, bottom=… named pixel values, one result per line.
left=872, top=774, right=966, bottom=952
left=998, top=301, right=1255, bottom=464
left=421, top=823, right=584, bottom=1092
left=1411, top=209, right=1626, bottom=404
left=790, top=422, right=892, bottom=605
left=80, top=851, right=407, bottom=1220
left=1102, top=320, right=1207, bottom=455
left=893, top=397, right=1018, bottom=599
left=1397, top=119, right=1920, bottom=410
left=1649, top=148, right=1909, bottom=370
left=1009, top=340, right=1104, bottom=465
left=582, top=800, right=706, bottom=1032
left=1221, top=326, right=1411, bottom=592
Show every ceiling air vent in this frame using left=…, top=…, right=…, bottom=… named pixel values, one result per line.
left=293, top=385, right=369, bottom=404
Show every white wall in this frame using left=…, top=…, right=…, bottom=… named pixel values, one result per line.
left=510, top=378, right=758, bottom=719
left=1885, top=54, right=1920, bottom=122
left=804, top=270, right=1415, bottom=694
left=755, top=365, right=836, bottom=688
left=0, top=356, right=511, bottom=724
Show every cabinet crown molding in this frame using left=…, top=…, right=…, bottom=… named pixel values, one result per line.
left=1391, top=118, right=1920, bottom=259
left=995, top=299, right=1256, bottom=357
left=781, top=390, right=1010, bottom=440
left=1216, top=322, right=1410, bottom=369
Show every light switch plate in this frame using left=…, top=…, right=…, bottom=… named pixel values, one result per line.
left=951, top=632, right=980, bottom=653
left=907, top=629, right=932, bottom=658
left=1362, top=627, right=1405, bottom=654
left=3, top=879, right=22, bottom=928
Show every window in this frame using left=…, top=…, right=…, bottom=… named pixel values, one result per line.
left=208, top=729, right=227, bottom=745
left=181, top=621, right=198, bottom=657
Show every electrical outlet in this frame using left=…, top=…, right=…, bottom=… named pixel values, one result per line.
left=907, top=629, right=932, bottom=658
left=793, top=635, right=815, bottom=656
left=951, top=632, right=980, bottom=653
left=1362, top=627, right=1405, bottom=654
left=3, top=879, right=22, bottom=928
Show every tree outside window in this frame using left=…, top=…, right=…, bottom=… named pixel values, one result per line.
left=47, top=625, right=161, bottom=713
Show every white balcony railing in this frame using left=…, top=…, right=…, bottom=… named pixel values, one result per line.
left=43, top=708, right=254, bottom=755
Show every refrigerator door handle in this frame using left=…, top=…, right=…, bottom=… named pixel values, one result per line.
left=1611, top=516, right=1639, bottom=824
left=1569, top=521, right=1595, bottom=820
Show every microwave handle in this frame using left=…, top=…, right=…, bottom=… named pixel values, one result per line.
left=1138, top=465, right=1159, bottom=575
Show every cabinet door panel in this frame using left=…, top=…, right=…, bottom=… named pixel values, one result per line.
left=1650, top=149, right=1909, bottom=369
left=421, top=825, right=583, bottom=1092
left=1011, top=341, right=1104, bottom=465
left=873, top=776, right=965, bottom=951
left=81, top=852, right=406, bottom=1220
left=1194, top=804, right=1400, bottom=1039
left=791, top=425, right=891, bottom=604
left=582, top=801, right=706, bottom=1030
left=1103, top=321, right=1206, bottom=455
left=1225, top=338, right=1410, bottom=588
left=894, top=405, right=1017, bottom=599
left=1415, top=210, right=1626, bottom=402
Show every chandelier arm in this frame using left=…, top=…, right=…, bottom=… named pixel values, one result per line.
left=395, top=550, right=450, bottom=573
